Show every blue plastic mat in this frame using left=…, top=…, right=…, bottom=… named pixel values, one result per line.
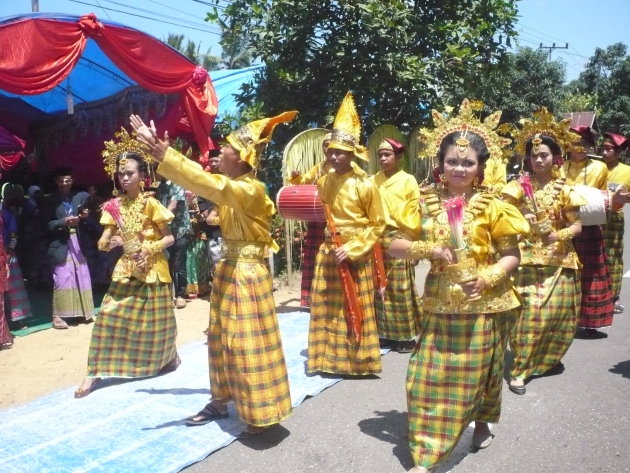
left=0, top=311, right=346, bottom=473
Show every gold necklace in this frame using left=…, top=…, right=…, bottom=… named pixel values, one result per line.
left=119, top=194, right=146, bottom=234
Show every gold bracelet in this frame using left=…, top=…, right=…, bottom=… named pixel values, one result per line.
left=407, top=240, right=432, bottom=260
left=478, top=264, right=508, bottom=289
left=97, top=239, right=111, bottom=252
left=556, top=228, right=574, bottom=241
left=142, top=240, right=164, bottom=256
left=494, top=235, right=518, bottom=251
left=563, top=208, right=580, bottom=224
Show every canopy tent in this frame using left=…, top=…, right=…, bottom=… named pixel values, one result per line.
left=0, top=13, right=261, bottom=184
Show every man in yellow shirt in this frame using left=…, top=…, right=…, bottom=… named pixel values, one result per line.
left=130, top=111, right=295, bottom=438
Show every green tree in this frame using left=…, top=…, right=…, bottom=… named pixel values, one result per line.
left=203, top=0, right=519, bottom=135
left=164, top=33, right=222, bottom=71
left=572, top=43, right=630, bottom=136
left=449, top=47, right=566, bottom=124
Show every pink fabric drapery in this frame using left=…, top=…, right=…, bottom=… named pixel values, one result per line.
left=0, top=14, right=217, bottom=153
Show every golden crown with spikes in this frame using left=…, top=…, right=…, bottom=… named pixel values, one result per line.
left=417, top=99, right=512, bottom=162
left=512, top=107, right=582, bottom=156
left=226, top=110, right=298, bottom=169
left=102, top=127, right=151, bottom=179
left=327, top=92, right=369, bottom=161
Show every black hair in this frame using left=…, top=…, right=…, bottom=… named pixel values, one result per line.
left=52, top=166, right=73, bottom=179
left=437, top=131, right=490, bottom=169
left=116, top=152, right=148, bottom=176
left=525, top=134, right=562, bottom=157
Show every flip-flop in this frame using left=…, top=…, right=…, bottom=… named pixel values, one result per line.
left=237, top=424, right=275, bottom=439
left=185, top=403, right=229, bottom=426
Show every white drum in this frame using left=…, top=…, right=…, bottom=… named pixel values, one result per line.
left=573, top=184, right=609, bottom=226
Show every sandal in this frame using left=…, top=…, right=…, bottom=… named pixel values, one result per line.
left=237, top=424, right=275, bottom=439
left=185, top=402, right=229, bottom=426
left=52, top=317, right=69, bottom=330
left=74, top=378, right=101, bottom=398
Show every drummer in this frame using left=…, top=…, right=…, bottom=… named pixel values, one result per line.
left=307, top=92, right=386, bottom=376
left=564, top=126, right=614, bottom=335
left=371, top=138, right=422, bottom=353
left=289, top=132, right=332, bottom=308
left=601, top=132, right=630, bottom=314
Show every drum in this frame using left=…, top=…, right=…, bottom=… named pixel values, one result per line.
left=573, top=184, right=609, bottom=226
left=276, top=185, right=325, bottom=222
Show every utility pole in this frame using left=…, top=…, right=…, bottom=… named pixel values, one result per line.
left=32, top=0, right=39, bottom=12
left=539, top=42, right=568, bottom=61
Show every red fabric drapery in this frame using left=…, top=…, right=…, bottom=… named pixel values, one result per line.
left=0, top=125, right=26, bottom=171
left=0, top=14, right=217, bottom=153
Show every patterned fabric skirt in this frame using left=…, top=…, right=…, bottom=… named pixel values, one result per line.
left=86, top=279, right=178, bottom=378
left=5, top=254, right=33, bottom=321
left=207, top=258, right=292, bottom=427
left=308, top=242, right=382, bottom=375
left=300, top=221, right=325, bottom=307
left=511, top=266, right=580, bottom=380
left=0, top=295, right=12, bottom=348
left=572, top=225, right=614, bottom=328
left=375, top=252, right=422, bottom=341
left=603, top=213, right=624, bottom=300
left=186, top=238, right=210, bottom=297
left=407, top=310, right=514, bottom=469
left=52, top=234, right=94, bottom=320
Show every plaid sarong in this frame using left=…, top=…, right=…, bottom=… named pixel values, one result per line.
left=52, top=234, right=94, bottom=320
left=308, top=241, right=382, bottom=375
left=208, top=258, right=292, bottom=427
left=6, top=254, right=32, bottom=321
left=603, top=213, right=624, bottom=300
left=511, top=266, right=580, bottom=380
left=300, top=221, right=325, bottom=307
left=407, top=310, right=514, bottom=469
left=186, top=237, right=210, bottom=296
left=573, top=225, right=614, bottom=328
left=86, top=279, right=178, bottom=378
left=375, top=251, right=422, bottom=340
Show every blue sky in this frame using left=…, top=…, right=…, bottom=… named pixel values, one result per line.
left=1, top=0, right=629, bottom=82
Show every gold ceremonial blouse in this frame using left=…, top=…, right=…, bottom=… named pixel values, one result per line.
left=159, top=147, right=279, bottom=253
left=318, top=161, right=385, bottom=259
left=100, top=196, right=174, bottom=283
left=502, top=179, right=585, bottom=269
left=607, top=162, right=630, bottom=198
left=563, top=159, right=608, bottom=190
left=289, top=161, right=330, bottom=185
left=371, top=169, right=421, bottom=240
left=419, top=187, right=529, bottom=314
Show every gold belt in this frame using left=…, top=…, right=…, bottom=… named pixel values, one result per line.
left=324, top=226, right=364, bottom=243
left=223, top=240, right=267, bottom=262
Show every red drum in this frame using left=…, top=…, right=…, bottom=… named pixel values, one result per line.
left=276, top=185, right=325, bottom=222
left=573, top=185, right=610, bottom=226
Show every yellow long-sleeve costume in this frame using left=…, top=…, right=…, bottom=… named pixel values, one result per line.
left=307, top=161, right=386, bottom=375
left=406, top=187, right=529, bottom=469
left=502, top=178, right=584, bottom=381
left=157, top=147, right=292, bottom=427
left=371, top=169, right=422, bottom=341
left=562, top=158, right=614, bottom=329
left=604, top=163, right=630, bottom=300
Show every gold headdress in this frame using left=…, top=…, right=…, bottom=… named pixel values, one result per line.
left=417, top=99, right=512, bottom=162
left=328, top=92, right=368, bottom=161
left=226, top=110, right=298, bottom=169
left=513, top=107, right=582, bottom=156
left=102, top=128, right=152, bottom=193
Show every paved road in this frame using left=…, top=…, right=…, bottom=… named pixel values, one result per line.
left=184, top=218, right=630, bottom=473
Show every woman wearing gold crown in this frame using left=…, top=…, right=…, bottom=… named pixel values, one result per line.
left=130, top=111, right=295, bottom=438
left=388, top=100, right=529, bottom=472
left=307, top=92, right=386, bottom=376
left=74, top=129, right=179, bottom=398
left=501, top=111, right=586, bottom=395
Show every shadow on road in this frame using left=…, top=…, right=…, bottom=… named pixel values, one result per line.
left=609, top=359, right=630, bottom=379
left=358, top=409, right=412, bottom=470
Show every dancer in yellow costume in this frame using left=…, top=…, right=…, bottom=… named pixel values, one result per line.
left=307, top=92, right=386, bottom=375
left=130, top=111, right=296, bottom=438
left=502, top=111, right=586, bottom=395
left=388, top=100, right=529, bottom=472
left=601, top=131, right=630, bottom=314
left=371, top=138, right=422, bottom=353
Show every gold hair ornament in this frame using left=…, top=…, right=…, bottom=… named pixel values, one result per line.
left=102, top=128, right=153, bottom=194
left=512, top=107, right=582, bottom=157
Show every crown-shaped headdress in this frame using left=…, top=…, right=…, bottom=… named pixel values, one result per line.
left=102, top=128, right=152, bottom=193
left=328, top=92, right=368, bottom=161
left=513, top=107, right=582, bottom=156
left=226, top=110, right=298, bottom=169
left=417, top=99, right=512, bottom=162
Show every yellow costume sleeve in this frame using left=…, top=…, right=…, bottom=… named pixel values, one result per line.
left=488, top=199, right=531, bottom=242
left=145, top=197, right=174, bottom=226
left=99, top=209, right=115, bottom=226
left=289, top=161, right=330, bottom=185
left=500, top=179, right=523, bottom=206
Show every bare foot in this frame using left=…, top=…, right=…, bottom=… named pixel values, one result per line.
left=237, top=423, right=277, bottom=439
left=472, top=421, right=494, bottom=449
left=74, top=377, right=101, bottom=398
left=510, top=377, right=524, bottom=387
left=407, top=467, right=429, bottom=473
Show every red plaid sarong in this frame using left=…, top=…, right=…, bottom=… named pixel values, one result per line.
left=300, top=221, right=325, bottom=307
